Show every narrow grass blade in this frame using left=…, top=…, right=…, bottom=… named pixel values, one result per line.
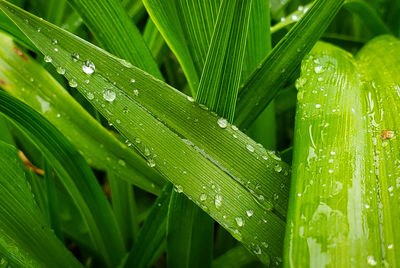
left=0, top=3, right=292, bottom=263
left=212, top=245, right=262, bottom=268
left=0, top=33, right=164, bottom=194
left=142, top=0, right=220, bottom=93
left=270, top=4, right=311, bottom=34
left=196, top=0, right=252, bottom=121
left=43, top=161, right=64, bottom=241
left=242, top=0, right=271, bottom=81
left=235, top=0, right=344, bottom=129
left=123, top=183, right=173, bottom=268
left=0, top=141, right=82, bottom=267
left=0, top=91, right=125, bottom=267
left=143, top=19, right=166, bottom=65
left=167, top=191, right=214, bottom=268
left=0, top=10, right=35, bottom=50
left=109, top=172, right=138, bottom=248
left=356, top=35, right=400, bottom=267
left=67, top=0, right=162, bottom=78
left=344, top=0, right=391, bottom=36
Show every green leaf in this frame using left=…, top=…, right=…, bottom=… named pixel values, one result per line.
left=67, top=0, right=162, bottom=78
left=212, top=245, right=262, bottom=268
left=0, top=33, right=164, bottom=194
left=242, top=0, right=271, bottom=81
left=196, top=0, right=252, bottom=121
left=0, top=140, right=82, bottom=267
left=123, top=183, right=173, bottom=268
left=284, top=41, right=369, bottom=266
left=109, top=172, right=139, bottom=248
left=285, top=37, right=400, bottom=266
left=356, top=35, right=400, bottom=267
left=0, top=2, right=292, bottom=263
left=167, top=191, right=214, bottom=268
left=143, top=0, right=220, bottom=94
left=235, top=0, right=344, bottom=129
left=0, top=91, right=125, bottom=267
left=344, top=0, right=390, bottom=36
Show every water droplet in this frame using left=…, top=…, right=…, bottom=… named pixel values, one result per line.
left=235, top=217, right=244, bottom=227
left=69, top=79, right=77, bottom=88
left=328, top=169, right=334, bottom=174
left=253, top=245, right=261, bottom=255
left=175, top=185, right=183, bottom=193
left=118, top=159, right=126, bottom=166
left=71, top=52, right=79, bottom=62
left=86, top=92, right=94, bottom=100
left=274, top=164, right=282, bottom=173
left=231, top=125, right=238, bottom=131
left=103, top=90, right=116, bottom=102
left=130, top=78, right=136, bottom=83
left=147, top=159, right=156, bottom=167
left=82, top=60, right=95, bottom=74
left=246, top=210, right=253, bottom=217
left=52, top=39, right=58, bottom=45
left=217, top=118, right=228, bottom=129
left=291, top=14, right=298, bottom=20
left=246, top=144, right=254, bottom=152
left=56, top=67, right=65, bottom=75
left=314, top=65, right=324, bottom=74
left=133, top=89, right=139, bottom=96
left=44, top=55, right=52, bottom=63
left=215, top=194, right=222, bottom=209
left=261, top=241, right=269, bottom=248
left=388, top=244, right=394, bottom=249
left=187, top=96, right=194, bottom=102
left=367, top=256, right=377, bottom=266
left=388, top=186, right=394, bottom=193
left=267, top=151, right=281, bottom=161
left=200, top=193, right=207, bottom=201
left=315, top=104, right=321, bottom=108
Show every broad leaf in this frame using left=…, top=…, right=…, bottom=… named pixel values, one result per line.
left=0, top=140, right=82, bottom=267
left=67, top=0, right=162, bottom=78
left=0, top=2, right=291, bottom=263
left=0, top=33, right=164, bottom=194
left=0, top=91, right=125, bottom=267
left=235, top=0, right=344, bottom=129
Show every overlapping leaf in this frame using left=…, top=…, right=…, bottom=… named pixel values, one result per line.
left=0, top=1, right=291, bottom=263
left=0, top=140, right=82, bottom=268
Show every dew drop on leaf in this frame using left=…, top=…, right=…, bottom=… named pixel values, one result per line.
left=82, top=60, right=95, bottom=74
left=44, top=55, right=52, bottom=63
left=200, top=193, right=207, bottom=201
left=174, top=185, right=183, bottom=193
left=367, top=256, right=377, bottom=266
left=214, top=194, right=222, bottom=210
left=246, top=210, right=253, bottom=217
left=274, top=164, right=282, bottom=173
left=118, top=159, right=126, bottom=166
left=56, top=67, right=65, bottom=75
left=147, top=159, right=156, bottom=167
left=235, top=217, right=244, bottom=227
left=130, top=78, right=136, bottom=83
left=87, top=92, right=94, bottom=100
left=246, top=144, right=254, bottom=152
left=187, top=96, right=194, bottom=102
left=133, top=89, right=139, bottom=96
left=103, top=90, right=116, bottom=102
left=71, top=52, right=80, bottom=62
left=69, top=79, right=78, bottom=88
left=217, top=118, right=228, bottom=129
